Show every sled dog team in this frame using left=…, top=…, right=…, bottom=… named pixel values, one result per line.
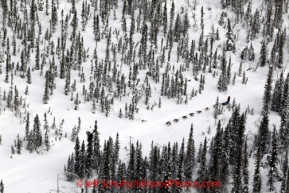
left=165, top=96, right=230, bottom=126
left=166, top=107, right=210, bottom=126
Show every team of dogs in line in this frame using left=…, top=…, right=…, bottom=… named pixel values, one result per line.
left=140, top=105, right=216, bottom=125
left=165, top=106, right=214, bottom=126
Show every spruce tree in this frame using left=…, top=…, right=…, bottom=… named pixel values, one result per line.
left=74, top=136, right=81, bottom=177
left=267, top=127, right=278, bottom=191
left=43, top=71, right=50, bottom=104
left=45, top=130, right=50, bottom=151
left=253, top=145, right=262, bottom=193
left=259, top=40, right=267, bottom=67
left=271, top=71, right=284, bottom=112
left=197, top=137, right=208, bottom=181
left=0, top=180, right=3, bottom=193
left=86, top=131, right=93, bottom=177
left=176, top=138, right=185, bottom=193
left=209, top=121, right=222, bottom=193
left=243, top=138, right=249, bottom=193
left=93, top=120, right=101, bottom=171
left=27, top=67, right=32, bottom=84
left=16, top=134, right=22, bottom=154
left=259, top=66, right=273, bottom=154
left=281, top=72, right=289, bottom=116
left=226, top=19, right=235, bottom=52
left=79, top=140, right=86, bottom=178
left=232, top=114, right=246, bottom=193
left=220, top=125, right=230, bottom=189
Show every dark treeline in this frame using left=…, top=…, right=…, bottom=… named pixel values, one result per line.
left=64, top=95, right=289, bottom=193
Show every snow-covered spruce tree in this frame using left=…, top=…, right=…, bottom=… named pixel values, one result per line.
left=281, top=72, right=289, bottom=115
left=6, top=88, right=13, bottom=109
left=0, top=180, right=3, bottom=193
left=284, top=164, right=289, bottom=193
left=16, top=134, right=22, bottom=154
left=267, top=127, right=278, bottom=191
left=171, top=142, right=179, bottom=180
left=243, top=138, right=249, bottom=193
left=220, top=125, right=230, bottom=190
left=217, top=46, right=228, bottom=92
left=252, top=9, right=261, bottom=39
left=59, top=51, right=65, bottom=79
left=259, top=66, right=273, bottom=154
left=74, top=93, right=79, bottom=110
left=64, top=63, right=71, bottom=96
left=242, top=71, right=246, bottom=84
left=176, top=138, right=185, bottom=193
left=196, top=141, right=203, bottom=164
left=65, top=153, right=75, bottom=181
left=244, top=0, right=252, bottom=23
left=44, top=130, right=50, bottom=151
left=116, top=161, right=126, bottom=192
left=118, top=108, right=123, bottom=118
left=184, top=124, right=195, bottom=181
left=261, top=2, right=270, bottom=36
left=241, top=46, right=248, bottom=60
left=163, top=143, right=173, bottom=192
left=232, top=72, right=236, bottom=85
left=92, top=99, right=96, bottom=113
left=220, top=0, right=227, bottom=9
left=277, top=29, right=285, bottom=68
left=214, top=96, right=220, bottom=119
left=70, top=10, right=78, bottom=41
left=227, top=57, right=232, bottom=85
left=24, top=85, right=29, bottom=95
left=279, top=98, right=289, bottom=150
left=148, top=143, right=160, bottom=190
left=271, top=71, right=284, bottom=112
left=104, top=98, right=110, bottom=117
left=248, top=43, right=255, bottom=61
left=210, top=120, right=222, bottom=185
left=280, top=150, right=288, bottom=192
left=232, top=113, right=246, bottom=193
left=253, top=145, right=262, bottom=193
left=238, top=62, right=242, bottom=77
left=33, top=114, right=42, bottom=149
left=43, top=71, right=50, bottom=104
left=270, top=39, right=277, bottom=68
left=13, top=86, right=19, bottom=113
left=100, top=139, right=113, bottom=192
left=73, top=136, right=80, bottom=178
left=50, top=116, right=56, bottom=130
left=197, top=137, right=208, bottom=182
left=112, top=133, right=120, bottom=182
left=26, top=67, right=32, bottom=84
left=229, top=106, right=240, bottom=165
left=11, top=145, right=15, bottom=154
left=78, top=140, right=86, bottom=179
left=43, top=113, right=49, bottom=132
left=259, top=39, right=267, bottom=67
left=27, top=130, right=35, bottom=153
left=86, top=131, right=93, bottom=178
left=226, top=19, right=235, bottom=52
left=273, top=0, right=284, bottom=29
left=92, top=120, right=101, bottom=172
left=70, top=126, right=78, bottom=142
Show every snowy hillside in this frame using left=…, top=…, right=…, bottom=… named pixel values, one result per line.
left=0, top=0, right=289, bottom=192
